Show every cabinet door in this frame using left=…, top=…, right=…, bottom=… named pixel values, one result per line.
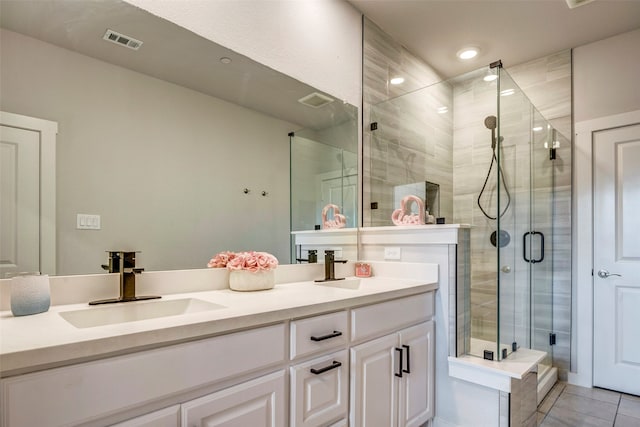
left=350, top=333, right=398, bottom=427
left=111, top=405, right=180, bottom=427
left=181, top=371, right=285, bottom=427
left=290, top=350, right=348, bottom=427
left=397, top=321, right=434, bottom=427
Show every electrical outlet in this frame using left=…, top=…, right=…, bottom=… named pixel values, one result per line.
left=384, top=247, right=401, bottom=260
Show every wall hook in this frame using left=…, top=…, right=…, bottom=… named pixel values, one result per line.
left=243, top=188, right=251, bottom=194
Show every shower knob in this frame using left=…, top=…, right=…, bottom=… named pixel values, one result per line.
left=597, top=269, right=621, bottom=279
left=501, top=265, right=511, bottom=273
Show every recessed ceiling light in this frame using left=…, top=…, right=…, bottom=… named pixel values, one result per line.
left=532, top=126, right=544, bottom=132
left=390, top=77, right=405, bottom=85
left=437, top=106, right=449, bottom=114
left=500, top=88, right=515, bottom=96
left=220, top=57, right=232, bottom=64
left=457, top=47, right=479, bottom=60
left=483, top=74, right=498, bottom=82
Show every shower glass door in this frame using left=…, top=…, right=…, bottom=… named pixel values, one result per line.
left=496, top=68, right=555, bottom=361
left=496, top=69, right=532, bottom=360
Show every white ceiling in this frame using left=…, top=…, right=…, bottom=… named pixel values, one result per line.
left=348, top=0, right=640, bottom=78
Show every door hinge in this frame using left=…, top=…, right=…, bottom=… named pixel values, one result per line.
left=370, top=122, right=378, bottom=131
left=549, top=333, right=557, bottom=346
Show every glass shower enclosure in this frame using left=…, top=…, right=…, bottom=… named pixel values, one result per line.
left=366, top=64, right=570, bottom=370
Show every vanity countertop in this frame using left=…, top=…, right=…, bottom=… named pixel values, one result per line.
left=0, top=272, right=437, bottom=377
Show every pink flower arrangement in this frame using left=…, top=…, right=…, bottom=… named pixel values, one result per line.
left=207, top=251, right=278, bottom=272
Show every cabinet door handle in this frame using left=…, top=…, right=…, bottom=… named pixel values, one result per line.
left=395, top=347, right=404, bottom=378
left=402, top=344, right=411, bottom=374
left=310, top=330, right=343, bottom=342
left=310, top=360, right=342, bottom=375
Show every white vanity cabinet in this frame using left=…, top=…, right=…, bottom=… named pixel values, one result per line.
left=1, top=289, right=436, bottom=427
left=350, top=293, right=435, bottom=427
left=0, top=324, right=286, bottom=427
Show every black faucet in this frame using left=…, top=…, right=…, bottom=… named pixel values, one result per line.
left=315, top=250, right=347, bottom=282
left=89, top=251, right=160, bottom=305
left=296, top=249, right=318, bottom=264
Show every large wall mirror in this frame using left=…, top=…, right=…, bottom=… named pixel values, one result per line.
left=0, top=0, right=358, bottom=276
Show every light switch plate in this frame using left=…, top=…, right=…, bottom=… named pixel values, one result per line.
left=77, top=214, right=101, bottom=230
left=384, top=246, right=401, bottom=260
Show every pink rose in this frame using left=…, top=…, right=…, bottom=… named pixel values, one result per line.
left=208, top=251, right=279, bottom=271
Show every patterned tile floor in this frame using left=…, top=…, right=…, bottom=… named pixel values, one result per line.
left=537, top=382, right=640, bottom=426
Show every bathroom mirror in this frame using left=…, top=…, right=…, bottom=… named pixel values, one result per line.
left=0, top=0, right=358, bottom=275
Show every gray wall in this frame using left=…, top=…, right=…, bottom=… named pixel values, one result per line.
left=1, top=29, right=293, bottom=274
left=363, top=18, right=453, bottom=227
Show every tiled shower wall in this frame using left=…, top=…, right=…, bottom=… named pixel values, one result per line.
left=362, top=18, right=451, bottom=226
left=362, top=18, right=572, bottom=377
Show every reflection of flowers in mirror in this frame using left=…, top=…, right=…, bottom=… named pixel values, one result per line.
left=207, top=251, right=278, bottom=272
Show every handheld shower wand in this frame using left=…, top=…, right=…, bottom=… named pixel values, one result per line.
left=484, top=116, right=497, bottom=150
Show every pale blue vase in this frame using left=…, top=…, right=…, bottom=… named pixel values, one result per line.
left=11, top=274, right=51, bottom=316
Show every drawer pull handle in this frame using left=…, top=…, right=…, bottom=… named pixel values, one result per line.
left=395, top=347, right=404, bottom=378
left=310, top=330, right=343, bottom=342
left=310, top=360, right=342, bottom=375
left=402, top=344, right=411, bottom=374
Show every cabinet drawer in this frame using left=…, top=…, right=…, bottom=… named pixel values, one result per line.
left=0, top=324, right=285, bottom=427
left=290, top=311, right=348, bottom=360
left=290, top=349, right=349, bottom=427
left=351, top=293, right=433, bottom=342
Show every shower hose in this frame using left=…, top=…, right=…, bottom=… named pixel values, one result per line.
left=477, top=140, right=511, bottom=220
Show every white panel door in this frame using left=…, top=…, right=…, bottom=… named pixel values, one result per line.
left=398, top=321, right=434, bottom=427
left=0, top=124, right=40, bottom=277
left=181, top=371, right=286, bottom=427
left=593, top=122, right=640, bottom=395
left=350, top=333, right=398, bottom=427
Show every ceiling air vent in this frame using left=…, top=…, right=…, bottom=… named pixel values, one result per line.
left=565, top=0, right=596, bottom=9
left=298, top=92, right=334, bottom=108
left=103, top=29, right=143, bottom=51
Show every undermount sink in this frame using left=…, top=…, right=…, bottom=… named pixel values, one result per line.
left=315, top=278, right=361, bottom=290
left=59, top=298, right=225, bottom=329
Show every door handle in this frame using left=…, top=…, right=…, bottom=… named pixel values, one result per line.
left=395, top=347, right=404, bottom=378
left=597, top=269, right=622, bottom=279
left=310, top=330, right=342, bottom=341
left=310, top=360, right=341, bottom=375
left=402, top=344, right=411, bottom=374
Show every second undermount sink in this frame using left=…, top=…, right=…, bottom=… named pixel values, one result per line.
left=315, top=278, right=361, bottom=290
left=59, top=298, right=225, bottom=329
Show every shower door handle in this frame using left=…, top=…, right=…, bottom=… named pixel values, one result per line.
left=523, top=231, right=545, bottom=263
left=532, top=231, right=544, bottom=263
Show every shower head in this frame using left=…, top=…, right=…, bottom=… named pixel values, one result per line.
left=484, top=115, right=497, bottom=130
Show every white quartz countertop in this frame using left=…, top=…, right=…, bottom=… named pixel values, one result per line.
left=0, top=273, right=437, bottom=377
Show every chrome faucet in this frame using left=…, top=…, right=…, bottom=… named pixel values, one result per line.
left=315, top=250, right=347, bottom=282
left=89, top=251, right=160, bottom=305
